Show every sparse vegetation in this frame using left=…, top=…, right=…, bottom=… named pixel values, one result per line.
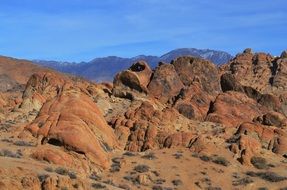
left=123, top=151, right=136, bottom=157
left=92, top=183, right=106, bottom=189
left=118, top=184, right=131, bottom=190
left=141, top=152, right=157, bottom=160
left=172, top=179, right=183, bottom=186
left=211, top=155, right=230, bottom=166
left=232, top=177, right=253, bottom=186
left=1, top=138, right=13, bottom=143
left=152, top=185, right=163, bottom=190
left=199, top=155, right=210, bottom=162
left=246, top=171, right=287, bottom=182
left=0, top=149, right=22, bottom=158
left=55, top=167, right=69, bottom=176
left=68, top=171, right=77, bottom=179
left=54, top=167, right=77, bottom=179
left=134, top=165, right=150, bottom=173
left=110, top=163, right=121, bottom=173
left=258, top=188, right=268, bottom=190
left=155, top=178, right=166, bottom=184
left=206, top=187, right=222, bottom=190
left=172, top=153, right=183, bottom=159
left=14, top=140, right=34, bottom=147
left=44, top=167, right=54, bottom=172
left=251, top=156, right=268, bottom=169
left=90, top=173, right=101, bottom=181
left=38, top=174, right=49, bottom=183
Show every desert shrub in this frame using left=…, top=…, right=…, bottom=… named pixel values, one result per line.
left=246, top=171, right=287, bottom=182
left=90, top=173, right=101, bottom=181
left=0, top=149, right=22, bottom=158
left=118, top=184, right=131, bottom=190
left=191, top=153, right=199, bottom=158
left=199, top=155, right=210, bottom=162
left=38, top=174, right=49, bottom=183
left=152, top=170, right=160, bottom=177
left=141, top=152, right=157, bottom=160
left=68, top=171, right=77, bottom=179
left=44, top=167, right=53, bottom=172
left=55, top=167, right=69, bottom=176
left=172, top=179, right=183, bottom=186
left=155, top=178, right=166, bottom=184
left=14, top=140, right=33, bottom=147
left=258, top=188, right=268, bottom=190
left=1, top=138, right=13, bottom=143
left=110, top=163, right=121, bottom=173
left=123, top=175, right=134, bottom=182
left=123, top=151, right=136, bottom=157
left=251, top=156, right=268, bottom=169
left=111, top=157, right=122, bottom=164
left=172, top=153, right=183, bottom=159
left=92, top=183, right=106, bottom=189
left=211, top=156, right=230, bottom=166
left=134, top=165, right=150, bottom=173
left=206, top=187, right=222, bottom=190
left=152, top=186, right=163, bottom=190
left=232, top=177, right=253, bottom=186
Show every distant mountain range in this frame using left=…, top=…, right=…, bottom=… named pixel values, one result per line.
left=33, top=48, right=233, bottom=82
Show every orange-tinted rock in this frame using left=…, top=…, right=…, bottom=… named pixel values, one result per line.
left=229, top=122, right=287, bottom=164
left=255, top=111, right=287, bottom=128
left=32, top=146, right=74, bottom=167
left=148, top=63, right=184, bottom=103
left=20, top=72, right=69, bottom=111
left=113, top=61, right=152, bottom=98
left=111, top=101, right=193, bottom=151
left=26, top=91, right=119, bottom=168
left=172, top=56, right=221, bottom=95
left=206, top=91, right=265, bottom=127
left=173, top=84, right=213, bottom=120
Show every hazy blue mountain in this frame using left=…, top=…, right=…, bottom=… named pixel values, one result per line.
left=33, top=48, right=233, bottom=82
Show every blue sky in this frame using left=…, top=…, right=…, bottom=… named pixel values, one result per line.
left=0, top=0, right=286, bottom=62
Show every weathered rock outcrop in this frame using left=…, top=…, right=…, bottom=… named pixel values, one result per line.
left=229, top=122, right=287, bottom=165
left=110, top=101, right=196, bottom=151
left=172, top=56, right=221, bottom=95
left=113, top=61, right=152, bottom=99
left=20, top=72, right=69, bottom=111
left=173, top=84, right=213, bottom=120
left=206, top=91, right=265, bottom=127
left=148, top=63, right=184, bottom=103
left=26, top=91, right=119, bottom=168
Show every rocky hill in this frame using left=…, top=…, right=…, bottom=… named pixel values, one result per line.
left=1, top=49, right=287, bottom=189
left=33, top=48, right=233, bottom=82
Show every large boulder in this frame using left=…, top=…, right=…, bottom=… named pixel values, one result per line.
left=148, top=63, right=184, bottom=103
left=20, top=72, right=69, bottom=111
left=171, top=56, right=221, bottom=95
left=113, top=61, right=152, bottom=99
left=25, top=89, right=119, bottom=169
left=206, top=91, right=265, bottom=127
left=173, top=84, right=213, bottom=120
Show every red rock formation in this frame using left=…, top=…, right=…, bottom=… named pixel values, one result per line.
left=26, top=91, right=119, bottom=168
left=206, top=91, right=265, bottom=127
left=230, top=122, right=287, bottom=165
left=173, top=84, right=213, bottom=120
left=148, top=63, right=184, bottom=103
left=113, top=61, right=152, bottom=98
left=172, top=56, right=221, bottom=95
